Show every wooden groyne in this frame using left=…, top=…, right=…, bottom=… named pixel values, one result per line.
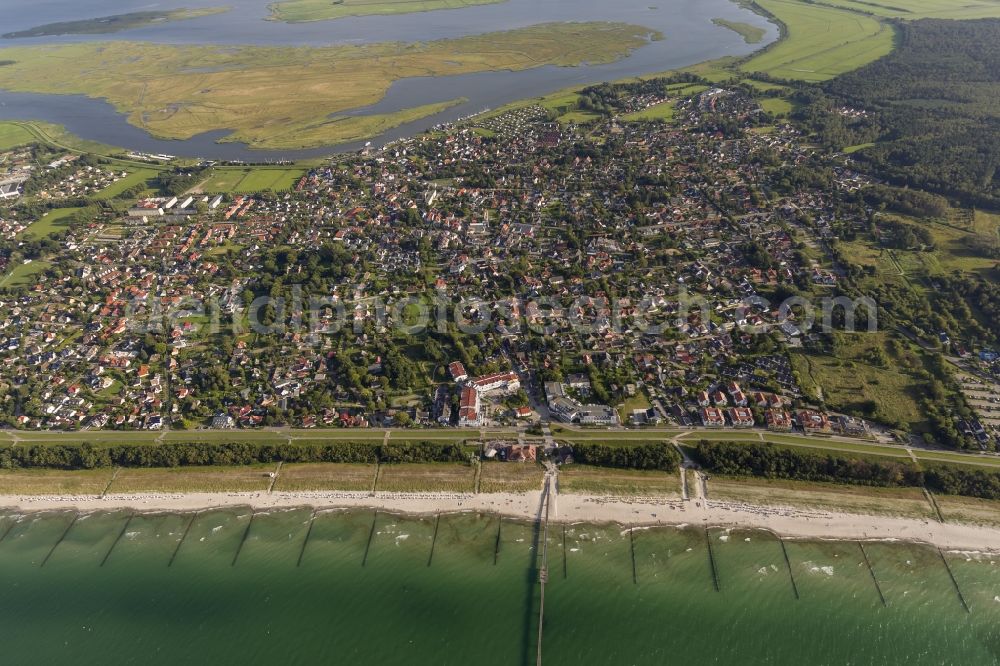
left=101, top=513, right=134, bottom=567
left=427, top=514, right=441, bottom=567
left=0, top=518, right=17, bottom=544
left=705, top=527, right=721, bottom=592
left=168, top=512, right=198, bottom=567
left=629, top=528, right=638, bottom=585
left=562, top=525, right=568, bottom=579
left=41, top=513, right=78, bottom=567
left=858, top=542, right=887, bottom=607
left=778, top=538, right=799, bottom=600
left=924, top=489, right=945, bottom=523
left=231, top=510, right=256, bottom=566
left=297, top=510, right=316, bottom=567
left=99, top=467, right=121, bottom=499
left=938, top=548, right=970, bottom=614
left=361, top=510, right=378, bottom=567
left=493, top=516, right=502, bottom=566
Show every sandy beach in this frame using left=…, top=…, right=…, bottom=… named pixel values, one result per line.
left=3, top=490, right=1000, bottom=553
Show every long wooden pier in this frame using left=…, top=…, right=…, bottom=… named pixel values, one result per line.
left=536, top=477, right=552, bottom=666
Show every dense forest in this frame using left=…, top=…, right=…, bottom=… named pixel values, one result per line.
left=795, top=19, right=1000, bottom=208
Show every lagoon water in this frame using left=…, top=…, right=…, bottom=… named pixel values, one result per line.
left=0, top=0, right=776, bottom=159
left=1, top=509, right=999, bottom=665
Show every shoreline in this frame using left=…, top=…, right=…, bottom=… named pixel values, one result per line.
left=4, top=490, right=1000, bottom=553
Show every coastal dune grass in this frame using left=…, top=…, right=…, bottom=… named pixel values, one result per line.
left=375, top=463, right=476, bottom=492
left=478, top=462, right=545, bottom=493
left=934, top=495, right=1000, bottom=527
left=706, top=475, right=937, bottom=519
left=273, top=463, right=377, bottom=492
left=107, top=465, right=276, bottom=494
left=559, top=465, right=681, bottom=496
left=0, top=468, right=113, bottom=496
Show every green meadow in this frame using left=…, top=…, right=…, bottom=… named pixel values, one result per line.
left=743, top=0, right=896, bottom=81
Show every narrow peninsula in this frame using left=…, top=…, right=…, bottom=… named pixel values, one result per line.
left=2, top=8, right=231, bottom=39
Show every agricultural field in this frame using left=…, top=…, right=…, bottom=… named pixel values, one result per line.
left=740, top=79, right=789, bottom=93
left=742, top=0, right=895, bottom=81
left=0, top=23, right=654, bottom=149
left=200, top=168, right=304, bottom=194
left=558, top=465, right=681, bottom=496
left=269, top=0, right=505, bottom=22
left=273, top=463, right=377, bottom=492
left=107, top=465, right=277, bottom=493
left=478, top=462, right=545, bottom=493
left=0, top=468, right=113, bottom=496
left=375, top=463, right=476, bottom=492
left=705, top=475, right=936, bottom=519
left=0, top=122, right=35, bottom=150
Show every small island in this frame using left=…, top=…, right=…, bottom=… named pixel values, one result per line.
left=269, top=0, right=508, bottom=23
left=2, top=7, right=230, bottom=39
left=712, top=17, right=766, bottom=44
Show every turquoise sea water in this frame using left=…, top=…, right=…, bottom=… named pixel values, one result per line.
left=0, top=509, right=998, bottom=665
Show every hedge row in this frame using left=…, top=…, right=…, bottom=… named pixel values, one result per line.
left=693, top=440, right=1000, bottom=500
left=567, top=442, right=680, bottom=471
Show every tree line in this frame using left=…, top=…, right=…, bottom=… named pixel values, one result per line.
left=0, top=441, right=470, bottom=470
left=693, top=440, right=1000, bottom=500
left=566, top=442, right=680, bottom=471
